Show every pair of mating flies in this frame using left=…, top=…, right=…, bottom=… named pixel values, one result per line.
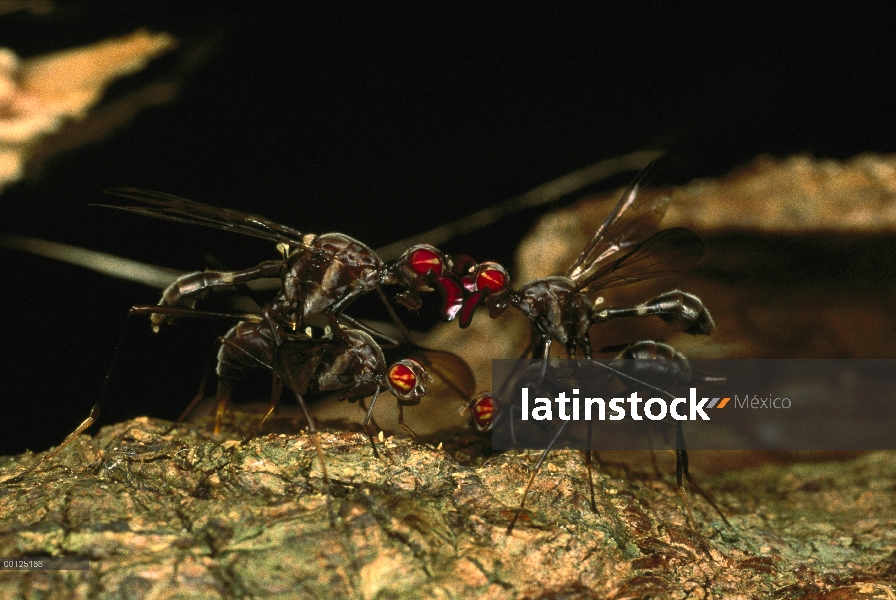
left=7, top=167, right=722, bottom=535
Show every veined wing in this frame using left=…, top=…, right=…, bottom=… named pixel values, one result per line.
left=573, top=227, right=704, bottom=294
left=566, top=160, right=670, bottom=283
left=97, top=188, right=308, bottom=248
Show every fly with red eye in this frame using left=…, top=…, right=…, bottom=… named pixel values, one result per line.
left=434, top=163, right=725, bottom=539
left=1, top=306, right=435, bottom=507
left=6, top=190, right=471, bottom=490
left=91, top=190, right=466, bottom=430
left=269, top=335, right=432, bottom=459
left=436, top=163, right=715, bottom=380
left=97, top=189, right=458, bottom=342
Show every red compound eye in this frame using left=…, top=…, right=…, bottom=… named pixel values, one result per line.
left=475, top=267, right=506, bottom=292
left=470, top=392, right=495, bottom=431
left=387, top=362, right=418, bottom=393
left=408, top=247, right=443, bottom=277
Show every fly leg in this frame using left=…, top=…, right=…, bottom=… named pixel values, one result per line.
left=590, top=290, right=715, bottom=336
left=585, top=421, right=597, bottom=512
left=357, top=397, right=384, bottom=440
left=214, top=320, right=277, bottom=435
left=539, top=337, right=552, bottom=384
left=361, top=388, right=383, bottom=459
left=147, top=260, right=283, bottom=331
left=2, top=304, right=193, bottom=483
left=3, top=404, right=100, bottom=484
left=675, top=422, right=733, bottom=530
left=267, top=327, right=336, bottom=525
left=507, top=420, right=570, bottom=534
left=164, top=340, right=222, bottom=434
left=395, top=404, right=418, bottom=440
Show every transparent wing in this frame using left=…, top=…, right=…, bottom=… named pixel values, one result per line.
left=567, top=159, right=670, bottom=282
left=98, top=188, right=308, bottom=248
left=573, top=227, right=705, bottom=294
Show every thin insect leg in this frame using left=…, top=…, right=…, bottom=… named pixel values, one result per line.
left=423, top=360, right=469, bottom=402
left=4, top=305, right=145, bottom=483
left=357, top=398, right=383, bottom=439
left=362, top=388, right=383, bottom=459
left=132, top=305, right=267, bottom=436
left=685, top=471, right=732, bottom=528
left=207, top=336, right=281, bottom=441
left=537, top=337, right=552, bottom=385
left=644, top=423, right=665, bottom=480
left=375, top=284, right=415, bottom=342
left=675, top=423, right=717, bottom=559
left=507, top=419, right=570, bottom=534
left=585, top=421, right=597, bottom=512
left=239, top=353, right=285, bottom=443
left=587, top=358, right=678, bottom=401
left=261, top=320, right=335, bottom=523
left=676, top=421, right=733, bottom=529
left=213, top=379, right=234, bottom=436
left=165, top=338, right=224, bottom=434
left=258, top=309, right=336, bottom=525
left=4, top=404, right=100, bottom=484
left=509, top=400, right=518, bottom=446
left=336, top=312, right=401, bottom=347
left=395, top=404, right=417, bottom=440
left=292, top=391, right=335, bottom=526
left=130, top=305, right=263, bottom=324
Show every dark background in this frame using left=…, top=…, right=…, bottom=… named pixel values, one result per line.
left=1, top=2, right=893, bottom=456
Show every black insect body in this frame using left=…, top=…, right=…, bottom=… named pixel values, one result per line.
left=496, top=340, right=730, bottom=545
left=217, top=319, right=431, bottom=458
left=3, top=310, right=431, bottom=489
left=608, top=340, right=725, bottom=393
left=101, top=188, right=458, bottom=338
left=438, top=175, right=715, bottom=380
left=95, top=188, right=468, bottom=434
left=427, top=170, right=724, bottom=539
left=4, top=191, right=461, bottom=486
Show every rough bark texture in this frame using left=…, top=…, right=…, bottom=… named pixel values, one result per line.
left=1, top=418, right=895, bottom=599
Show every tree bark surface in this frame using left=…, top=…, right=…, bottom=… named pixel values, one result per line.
left=1, top=418, right=894, bottom=599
